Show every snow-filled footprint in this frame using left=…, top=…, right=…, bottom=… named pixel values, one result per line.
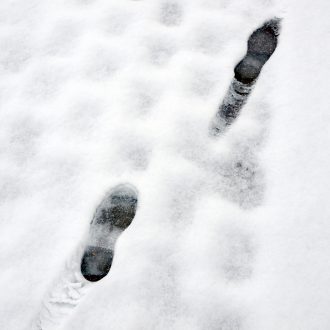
left=159, top=2, right=183, bottom=27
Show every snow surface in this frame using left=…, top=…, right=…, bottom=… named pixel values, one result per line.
left=1, top=0, right=330, bottom=329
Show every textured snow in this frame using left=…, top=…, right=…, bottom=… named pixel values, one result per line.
left=1, top=0, right=330, bottom=329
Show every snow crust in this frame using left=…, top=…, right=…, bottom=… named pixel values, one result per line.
left=1, top=0, right=330, bottom=329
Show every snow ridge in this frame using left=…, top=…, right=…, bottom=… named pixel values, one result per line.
left=31, top=245, right=90, bottom=330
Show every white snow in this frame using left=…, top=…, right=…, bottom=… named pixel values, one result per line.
left=1, top=0, right=330, bottom=329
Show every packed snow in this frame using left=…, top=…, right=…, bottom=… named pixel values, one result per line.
left=1, top=0, right=330, bottom=329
